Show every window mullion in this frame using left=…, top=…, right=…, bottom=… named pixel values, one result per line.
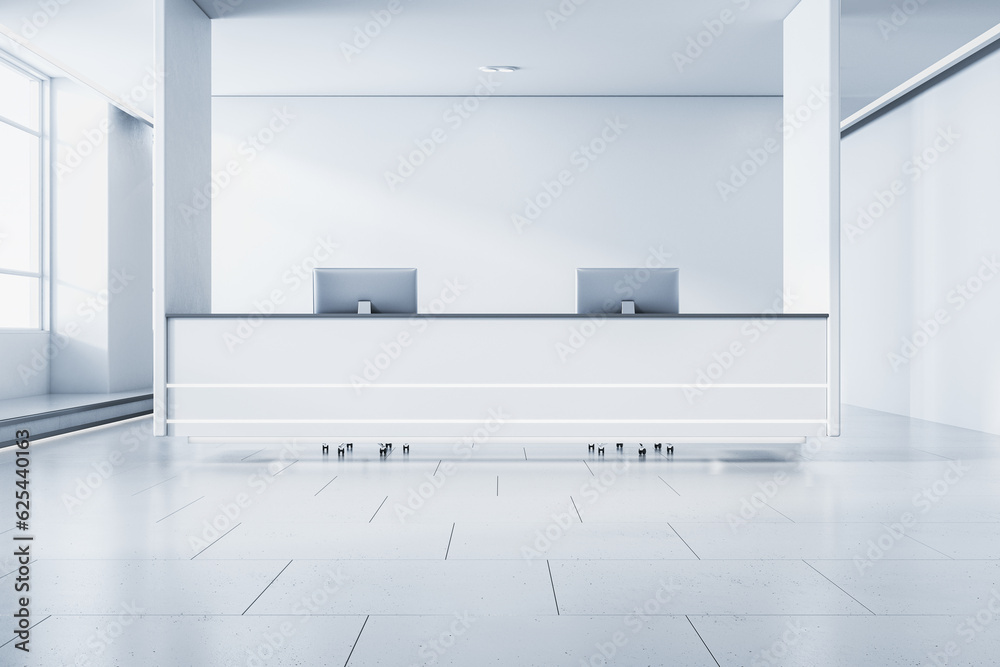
left=0, top=115, right=42, bottom=138
left=0, top=55, right=45, bottom=330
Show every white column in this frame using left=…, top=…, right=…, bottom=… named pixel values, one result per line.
left=783, top=0, right=841, bottom=435
left=154, top=0, right=212, bottom=435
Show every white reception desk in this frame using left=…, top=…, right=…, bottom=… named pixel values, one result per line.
left=165, top=314, right=831, bottom=441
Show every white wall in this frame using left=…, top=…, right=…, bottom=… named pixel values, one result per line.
left=107, top=106, right=153, bottom=392
left=50, top=78, right=111, bottom=393
left=212, top=96, right=784, bottom=315
left=842, top=44, right=1000, bottom=435
left=0, top=331, right=48, bottom=399
left=48, top=79, right=154, bottom=394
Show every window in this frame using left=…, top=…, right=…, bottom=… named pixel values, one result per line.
left=0, top=56, right=45, bottom=329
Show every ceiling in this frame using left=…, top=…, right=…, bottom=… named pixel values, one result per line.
left=0, top=0, right=155, bottom=116
left=840, top=0, right=1000, bottom=116
left=206, top=0, right=800, bottom=97
left=0, top=0, right=998, bottom=118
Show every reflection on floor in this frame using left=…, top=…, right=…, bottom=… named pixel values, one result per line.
left=3, top=405, right=1000, bottom=666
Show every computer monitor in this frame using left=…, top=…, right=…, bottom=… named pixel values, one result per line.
left=313, top=268, right=418, bottom=314
left=576, top=268, right=680, bottom=315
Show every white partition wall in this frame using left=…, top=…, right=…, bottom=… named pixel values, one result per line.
left=783, top=0, right=841, bottom=435
left=842, top=41, right=1000, bottom=435
left=153, top=0, right=212, bottom=435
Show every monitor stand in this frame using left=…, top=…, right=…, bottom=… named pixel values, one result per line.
left=621, top=300, right=635, bottom=315
left=358, top=300, right=372, bottom=315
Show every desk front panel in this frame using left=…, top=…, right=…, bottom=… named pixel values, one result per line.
left=166, top=316, right=828, bottom=439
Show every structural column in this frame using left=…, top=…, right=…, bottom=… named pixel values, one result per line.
left=783, top=0, right=841, bottom=435
left=153, top=0, right=212, bottom=435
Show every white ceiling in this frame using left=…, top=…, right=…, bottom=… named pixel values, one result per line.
left=0, top=0, right=998, bottom=118
left=207, top=0, right=800, bottom=97
left=840, top=0, right=1000, bottom=116
left=0, top=0, right=155, bottom=116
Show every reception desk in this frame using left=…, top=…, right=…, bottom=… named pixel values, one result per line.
left=165, top=314, right=831, bottom=441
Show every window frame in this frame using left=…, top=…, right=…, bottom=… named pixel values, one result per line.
left=0, top=52, right=49, bottom=332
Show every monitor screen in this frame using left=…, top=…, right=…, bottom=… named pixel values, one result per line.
left=576, top=268, right=680, bottom=314
left=313, top=268, right=418, bottom=314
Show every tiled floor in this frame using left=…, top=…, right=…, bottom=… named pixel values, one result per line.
left=2, top=405, right=1000, bottom=665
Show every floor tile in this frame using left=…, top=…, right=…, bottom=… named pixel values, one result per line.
left=0, top=560, right=288, bottom=616
left=347, top=615, right=717, bottom=667
left=806, top=559, right=1000, bottom=615
left=692, top=615, right=1000, bottom=667
left=371, top=492, right=587, bottom=524
left=905, top=522, right=1000, bottom=559
left=672, top=522, right=951, bottom=560
left=247, top=560, right=557, bottom=615
left=549, top=560, right=871, bottom=615
left=200, top=521, right=453, bottom=559
left=448, top=522, right=698, bottom=560
left=0, top=615, right=365, bottom=667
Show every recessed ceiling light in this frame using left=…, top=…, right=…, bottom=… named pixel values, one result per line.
left=479, top=66, right=520, bottom=73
